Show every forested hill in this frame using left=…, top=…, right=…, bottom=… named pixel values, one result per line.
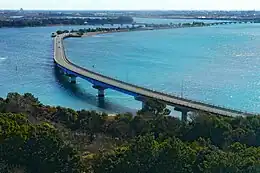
left=1, top=92, right=260, bottom=173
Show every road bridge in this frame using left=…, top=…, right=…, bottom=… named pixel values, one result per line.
left=53, top=33, right=256, bottom=121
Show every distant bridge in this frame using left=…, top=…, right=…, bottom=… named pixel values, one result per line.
left=134, top=21, right=254, bottom=27
left=53, top=32, right=256, bottom=121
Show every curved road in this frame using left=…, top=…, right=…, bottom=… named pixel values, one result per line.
left=53, top=33, right=256, bottom=117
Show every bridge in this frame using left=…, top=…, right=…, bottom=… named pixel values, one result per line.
left=134, top=21, right=254, bottom=27
left=53, top=32, right=256, bottom=121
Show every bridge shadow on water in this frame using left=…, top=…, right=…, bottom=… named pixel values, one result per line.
left=53, top=66, right=136, bottom=114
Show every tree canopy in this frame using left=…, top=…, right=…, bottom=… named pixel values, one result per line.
left=1, top=93, right=260, bottom=172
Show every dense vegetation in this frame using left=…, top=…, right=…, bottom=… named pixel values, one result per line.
left=54, top=26, right=143, bottom=36
left=0, top=16, right=134, bottom=28
left=1, top=93, right=260, bottom=172
left=53, top=22, right=210, bottom=37
left=53, top=21, right=241, bottom=37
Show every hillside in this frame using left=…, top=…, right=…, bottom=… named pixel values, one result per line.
left=1, top=93, right=260, bottom=172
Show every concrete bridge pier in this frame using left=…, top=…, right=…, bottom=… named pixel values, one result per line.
left=97, top=96, right=105, bottom=108
left=59, top=69, right=65, bottom=75
left=93, top=85, right=106, bottom=98
left=67, top=74, right=77, bottom=84
left=69, top=75, right=77, bottom=84
left=142, top=101, right=146, bottom=109
left=98, top=89, right=105, bottom=97
left=135, top=96, right=147, bottom=109
left=180, top=110, right=188, bottom=122
left=174, top=107, right=190, bottom=122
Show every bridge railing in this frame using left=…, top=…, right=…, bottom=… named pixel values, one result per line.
left=57, top=34, right=258, bottom=117
left=176, top=95, right=257, bottom=115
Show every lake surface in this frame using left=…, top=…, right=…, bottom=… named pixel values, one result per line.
left=1, top=21, right=260, bottom=115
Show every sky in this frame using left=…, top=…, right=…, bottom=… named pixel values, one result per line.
left=0, top=0, right=259, bottom=11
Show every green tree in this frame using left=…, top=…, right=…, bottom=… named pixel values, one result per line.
left=184, top=113, right=232, bottom=147
left=138, top=99, right=170, bottom=117
left=0, top=113, right=85, bottom=173
left=92, top=135, right=196, bottom=173
left=75, top=110, right=107, bottom=141
left=56, top=30, right=63, bottom=35
left=3, top=93, right=40, bottom=114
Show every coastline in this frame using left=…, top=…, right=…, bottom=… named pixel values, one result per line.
left=79, top=26, right=195, bottom=38
left=75, top=21, right=247, bottom=38
left=81, top=29, right=131, bottom=37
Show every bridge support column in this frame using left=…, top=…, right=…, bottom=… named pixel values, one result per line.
left=98, top=89, right=105, bottom=97
left=70, top=76, right=76, bottom=84
left=142, top=101, right=146, bottom=109
left=59, top=68, right=66, bottom=75
left=59, top=69, right=64, bottom=75
left=93, top=85, right=106, bottom=98
left=135, top=96, right=147, bottom=109
left=181, top=110, right=188, bottom=122
left=174, top=107, right=189, bottom=122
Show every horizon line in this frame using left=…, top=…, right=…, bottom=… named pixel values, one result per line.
left=0, top=9, right=259, bottom=11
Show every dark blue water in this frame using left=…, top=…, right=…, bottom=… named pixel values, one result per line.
left=1, top=22, right=260, bottom=114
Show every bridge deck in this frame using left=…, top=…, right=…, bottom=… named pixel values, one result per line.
left=54, top=33, right=256, bottom=117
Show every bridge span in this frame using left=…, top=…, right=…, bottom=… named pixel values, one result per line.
left=53, top=33, right=256, bottom=121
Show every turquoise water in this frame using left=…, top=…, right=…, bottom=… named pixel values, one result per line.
left=1, top=23, right=260, bottom=114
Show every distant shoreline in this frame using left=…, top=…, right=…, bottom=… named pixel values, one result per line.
left=81, top=29, right=137, bottom=37
left=72, top=23, right=212, bottom=38
left=72, top=23, right=220, bottom=38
